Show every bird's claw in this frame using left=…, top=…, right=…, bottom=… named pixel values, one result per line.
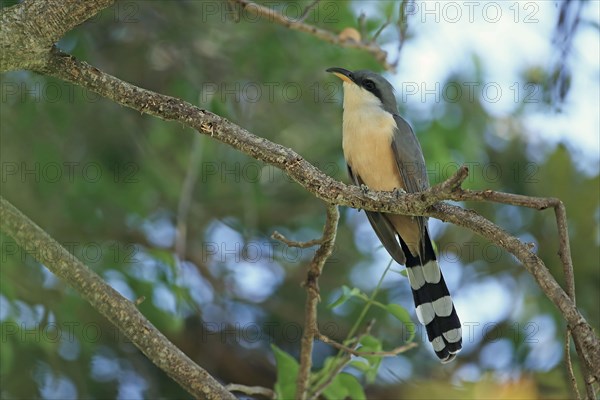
left=393, top=187, right=406, bottom=199
left=360, top=184, right=370, bottom=194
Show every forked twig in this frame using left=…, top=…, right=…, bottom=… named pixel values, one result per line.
left=316, top=332, right=417, bottom=357
left=299, top=0, right=321, bottom=22
left=271, top=205, right=339, bottom=400
left=271, top=231, right=323, bottom=248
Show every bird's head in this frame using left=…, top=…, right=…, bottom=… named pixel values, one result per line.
left=326, top=67, right=397, bottom=114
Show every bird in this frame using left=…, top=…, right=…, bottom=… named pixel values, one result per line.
left=326, top=67, right=462, bottom=363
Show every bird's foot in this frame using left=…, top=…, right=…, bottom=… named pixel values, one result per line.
left=360, top=184, right=370, bottom=194
left=393, top=187, right=406, bottom=199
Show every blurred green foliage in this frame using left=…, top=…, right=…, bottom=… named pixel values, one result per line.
left=1, top=1, right=598, bottom=399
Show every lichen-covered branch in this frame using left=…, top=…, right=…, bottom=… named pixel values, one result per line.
left=0, top=196, right=236, bottom=400
left=0, top=0, right=116, bottom=71
left=36, top=48, right=423, bottom=216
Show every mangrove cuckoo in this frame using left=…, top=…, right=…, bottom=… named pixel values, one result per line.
left=327, top=67, right=462, bottom=362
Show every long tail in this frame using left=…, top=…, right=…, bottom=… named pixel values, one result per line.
left=400, top=233, right=462, bottom=363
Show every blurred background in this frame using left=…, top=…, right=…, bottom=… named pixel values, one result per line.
left=1, top=0, right=598, bottom=398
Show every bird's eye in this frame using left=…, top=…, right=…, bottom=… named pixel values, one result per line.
left=363, top=80, right=375, bottom=91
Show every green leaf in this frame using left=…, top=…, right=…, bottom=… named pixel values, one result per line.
left=271, top=344, right=299, bottom=399
left=365, top=357, right=382, bottom=384
left=322, top=375, right=348, bottom=400
left=328, top=285, right=352, bottom=309
left=320, top=355, right=338, bottom=375
left=359, top=334, right=381, bottom=350
left=323, top=373, right=366, bottom=400
left=339, top=373, right=367, bottom=400
left=328, top=285, right=361, bottom=309
left=386, top=304, right=415, bottom=342
left=356, top=337, right=383, bottom=384
left=392, top=268, right=408, bottom=277
left=357, top=335, right=383, bottom=372
left=146, top=247, right=176, bottom=271
left=349, top=359, right=370, bottom=372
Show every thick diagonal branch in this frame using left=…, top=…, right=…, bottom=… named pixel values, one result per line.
left=0, top=196, right=236, bottom=400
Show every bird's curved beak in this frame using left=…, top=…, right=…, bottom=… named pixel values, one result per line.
left=326, top=67, right=354, bottom=84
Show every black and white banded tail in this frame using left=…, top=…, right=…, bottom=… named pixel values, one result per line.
left=401, top=235, right=462, bottom=362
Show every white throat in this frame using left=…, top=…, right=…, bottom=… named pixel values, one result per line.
left=341, top=81, right=383, bottom=112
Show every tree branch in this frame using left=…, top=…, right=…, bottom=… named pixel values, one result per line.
left=0, top=0, right=115, bottom=71
left=275, top=205, right=340, bottom=400
left=420, top=166, right=598, bottom=390
left=33, top=48, right=450, bottom=218
left=392, top=0, right=412, bottom=67
left=299, top=0, right=321, bottom=22
left=271, top=231, right=324, bottom=248
left=32, top=49, right=599, bottom=384
left=228, top=0, right=393, bottom=71
left=427, top=201, right=599, bottom=381
left=0, top=196, right=236, bottom=400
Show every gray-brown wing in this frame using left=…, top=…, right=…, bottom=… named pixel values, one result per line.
left=347, top=164, right=406, bottom=265
left=391, top=115, right=429, bottom=193
left=391, top=115, right=430, bottom=254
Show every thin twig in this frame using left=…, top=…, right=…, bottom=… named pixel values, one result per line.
left=228, top=0, right=392, bottom=71
left=294, top=205, right=340, bottom=400
left=443, top=188, right=563, bottom=210
left=310, top=354, right=352, bottom=400
left=565, top=330, right=581, bottom=400
left=555, top=201, right=582, bottom=398
left=371, top=19, right=391, bottom=42
left=175, top=134, right=203, bottom=259
left=271, top=231, right=323, bottom=248
left=429, top=164, right=470, bottom=195
left=309, top=322, right=374, bottom=400
left=298, top=0, right=321, bottom=22
left=392, top=0, right=412, bottom=67
left=225, top=384, right=274, bottom=399
left=226, top=0, right=241, bottom=23
left=316, top=332, right=417, bottom=357
left=357, top=12, right=367, bottom=41
left=423, top=165, right=560, bottom=209
left=555, top=203, right=575, bottom=303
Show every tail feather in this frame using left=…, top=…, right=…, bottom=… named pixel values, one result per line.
left=399, top=234, right=462, bottom=363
